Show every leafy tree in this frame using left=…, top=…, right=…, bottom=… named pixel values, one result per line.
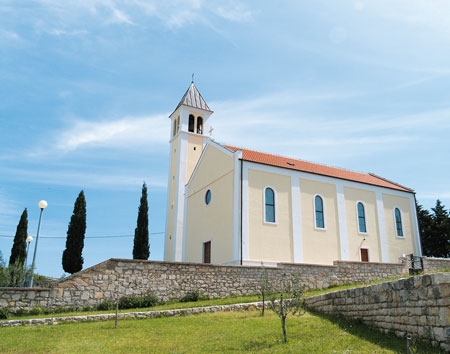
left=0, top=252, right=30, bottom=287
left=268, top=274, right=305, bottom=343
left=9, top=208, right=28, bottom=267
left=429, top=200, right=450, bottom=257
left=133, top=182, right=149, bottom=260
left=0, top=251, right=7, bottom=286
left=62, top=190, right=87, bottom=274
left=418, top=199, right=450, bottom=258
left=417, top=202, right=433, bottom=256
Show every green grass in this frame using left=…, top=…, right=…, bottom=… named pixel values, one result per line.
left=6, top=280, right=406, bottom=321
left=6, top=295, right=261, bottom=320
left=0, top=309, right=443, bottom=353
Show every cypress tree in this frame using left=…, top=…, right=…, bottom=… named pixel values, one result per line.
left=9, top=208, right=28, bottom=267
left=62, top=190, right=87, bottom=274
left=133, top=182, right=149, bottom=260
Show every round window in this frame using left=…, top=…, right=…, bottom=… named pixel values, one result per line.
left=205, top=189, right=212, bottom=205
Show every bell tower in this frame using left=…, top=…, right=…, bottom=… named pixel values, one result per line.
left=164, top=81, right=213, bottom=261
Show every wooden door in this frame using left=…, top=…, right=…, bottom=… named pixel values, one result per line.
left=203, top=241, right=211, bottom=264
left=360, top=248, right=369, bottom=262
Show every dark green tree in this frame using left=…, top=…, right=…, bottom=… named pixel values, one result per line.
left=133, top=182, right=149, bottom=260
left=419, top=200, right=450, bottom=258
left=429, top=200, right=450, bottom=258
left=9, top=208, right=28, bottom=267
left=417, top=202, right=433, bottom=256
left=62, top=190, right=87, bottom=274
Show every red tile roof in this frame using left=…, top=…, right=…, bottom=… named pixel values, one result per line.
left=225, top=145, right=413, bottom=193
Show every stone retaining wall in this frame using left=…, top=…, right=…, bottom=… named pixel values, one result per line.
left=422, top=257, right=450, bottom=273
left=304, top=273, right=450, bottom=352
left=0, top=302, right=263, bottom=327
left=0, top=258, right=407, bottom=313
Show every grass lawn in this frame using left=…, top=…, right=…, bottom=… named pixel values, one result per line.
left=0, top=309, right=443, bottom=353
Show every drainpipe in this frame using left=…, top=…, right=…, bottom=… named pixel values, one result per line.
left=240, top=158, right=243, bottom=266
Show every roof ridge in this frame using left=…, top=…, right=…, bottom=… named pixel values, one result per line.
left=225, top=144, right=369, bottom=176
left=368, top=172, right=414, bottom=193
left=222, top=143, right=412, bottom=193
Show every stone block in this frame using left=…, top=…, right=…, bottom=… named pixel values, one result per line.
left=94, top=292, right=104, bottom=299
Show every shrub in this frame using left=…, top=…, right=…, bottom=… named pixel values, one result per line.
left=118, top=296, right=141, bottom=310
left=141, top=293, right=160, bottom=307
left=118, top=293, right=160, bottom=310
left=97, top=300, right=115, bottom=311
left=14, top=308, right=28, bottom=316
left=180, top=290, right=208, bottom=303
left=29, top=307, right=44, bottom=316
left=0, top=308, right=9, bottom=319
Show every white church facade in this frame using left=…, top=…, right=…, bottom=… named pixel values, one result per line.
left=164, top=82, right=422, bottom=266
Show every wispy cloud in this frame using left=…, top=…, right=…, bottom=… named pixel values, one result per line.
left=211, top=90, right=450, bottom=162
left=214, top=4, right=253, bottom=22
left=51, top=114, right=169, bottom=153
left=26, top=0, right=252, bottom=31
left=48, top=29, right=89, bottom=36
left=0, top=166, right=167, bottom=190
left=108, top=7, right=134, bottom=25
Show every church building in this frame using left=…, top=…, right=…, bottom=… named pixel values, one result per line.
left=164, top=82, right=422, bottom=266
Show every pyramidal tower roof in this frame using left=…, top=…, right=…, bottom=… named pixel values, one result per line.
left=172, top=82, right=212, bottom=114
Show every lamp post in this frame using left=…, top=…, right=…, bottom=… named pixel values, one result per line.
left=22, top=235, right=33, bottom=287
left=29, top=200, right=47, bottom=287
left=24, top=236, right=33, bottom=267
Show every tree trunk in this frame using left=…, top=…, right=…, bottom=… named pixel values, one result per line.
left=281, top=315, right=287, bottom=343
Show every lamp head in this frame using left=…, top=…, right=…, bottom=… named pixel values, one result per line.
left=26, top=235, right=33, bottom=243
left=38, top=200, right=48, bottom=210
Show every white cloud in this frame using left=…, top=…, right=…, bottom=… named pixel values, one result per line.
left=210, top=91, right=450, bottom=162
left=0, top=29, right=21, bottom=42
left=27, top=0, right=252, bottom=30
left=48, top=29, right=88, bottom=36
left=53, top=114, right=169, bottom=153
left=0, top=165, right=167, bottom=190
left=214, top=4, right=253, bottom=22
left=109, top=8, right=134, bottom=25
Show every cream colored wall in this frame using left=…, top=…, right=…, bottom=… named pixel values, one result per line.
left=186, top=134, right=205, bottom=184
left=247, top=169, right=293, bottom=263
left=300, top=178, right=340, bottom=264
left=164, top=136, right=180, bottom=261
left=382, top=194, right=417, bottom=261
left=344, top=187, right=380, bottom=262
left=184, top=145, right=235, bottom=264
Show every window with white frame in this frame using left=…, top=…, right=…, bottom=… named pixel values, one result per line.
left=314, top=195, right=325, bottom=228
left=357, top=202, right=367, bottom=233
left=264, top=187, right=276, bottom=223
left=394, top=207, right=404, bottom=237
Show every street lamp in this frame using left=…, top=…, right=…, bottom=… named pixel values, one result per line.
left=24, top=236, right=33, bottom=267
left=29, top=200, right=48, bottom=287
left=22, top=235, right=33, bottom=287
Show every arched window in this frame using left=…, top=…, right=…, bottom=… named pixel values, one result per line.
left=188, top=114, right=195, bottom=132
left=264, top=187, right=275, bottom=223
left=357, top=202, right=367, bottom=233
left=315, top=195, right=325, bottom=228
left=197, top=116, right=203, bottom=134
left=394, top=208, right=404, bottom=237
left=205, top=189, right=211, bottom=205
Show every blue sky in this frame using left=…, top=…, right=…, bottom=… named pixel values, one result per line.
left=1, top=1, right=449, bottom=278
